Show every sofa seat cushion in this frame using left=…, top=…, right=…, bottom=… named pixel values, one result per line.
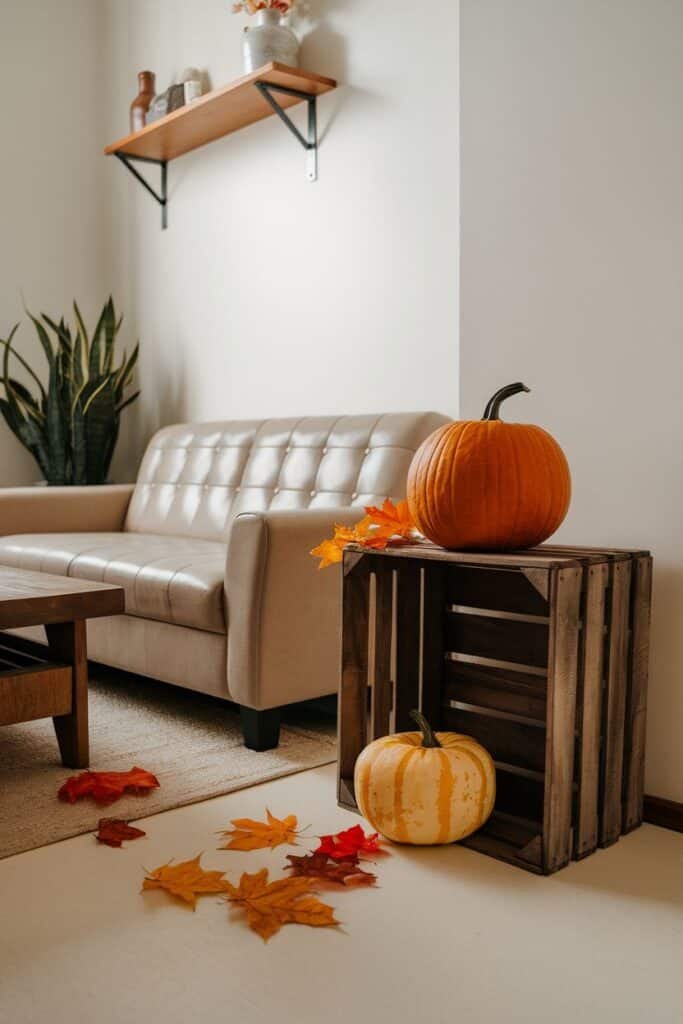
left=0, top=533, right=227, bottom=634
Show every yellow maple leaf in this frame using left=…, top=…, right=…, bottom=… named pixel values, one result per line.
left=142, top=854, right=229, bottom=909
left=218, top=809, right=300, bottom=852
left=223, top=868, right=339, bottom=941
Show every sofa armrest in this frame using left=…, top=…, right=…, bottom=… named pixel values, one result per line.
left=0, top=484, right=135, bottom=537
left=225, top=507, right=361, bottom=710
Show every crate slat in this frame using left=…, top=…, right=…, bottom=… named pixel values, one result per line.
left=394, top=563, right=421, bottom=730
left=337, top=558, right=370, bottom=806
left=370, top=567, right=393, bottom=741
left=445, top=610, right=549, bottom=669
left=574, top=561, right=609, bottom=858
left=600, top=558, right=632, bottom=846
left=444, top=661, right=547, bottom=721
left=446, top=564, right=551, bottom=616
left=622, top=555, right=653, bottom=833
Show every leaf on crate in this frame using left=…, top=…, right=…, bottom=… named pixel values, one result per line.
left=363, top=498, right=415, bottom=540
left=285, top=852, right=377, bottom=888
left=310, top=518, right=372, bottom=569
left=315, top=824, right=385, bottom=861
left=218, top=809, right=301, bottom=851
left=142, top=854, right=229, bottom=910
left=223, top=868, right=339, bottom=941
left=96, top=818, right=146, bottom=848
left=310, top=500, right=418, bottom=569
left=58, top=766, right=160, bottom=805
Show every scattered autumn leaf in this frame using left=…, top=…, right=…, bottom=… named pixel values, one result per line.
left=364, top=498, right=415, bottom=539
left=285, top=852, right=377, bottom=888
left=142, top=854, right=229, bottom=910
left=218, top=809, right=301, bottom=852
left=223, top=868, right=339, bottom=941
left=315, top=824, right=385, bottom=861
left=96, top=818, right=146, bottom=848
left=311, top=500, right=419, bottom=568
left=58, top=766, right=160, bottom=805
left=310, top=518, right=372, bottom=569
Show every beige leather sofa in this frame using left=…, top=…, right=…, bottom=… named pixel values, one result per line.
left=0, top=413, right=447, bottom=748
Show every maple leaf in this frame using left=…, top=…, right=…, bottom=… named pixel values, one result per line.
left=142, top=854, right=230, bottom=910
left=223, top=868, right=339, bottom=941
left=315, top=824, right=385, bottom=861
left=285, top=852, right=377, bottom=888
left=363, top=498, right=415, bottom=539
left=218, top=809, right=301, bottom=851
left=310, top=518, right=372, bottom=569
left=96, top=818, right=146, bottom=848
left=58, top=766, right=160, bottom=805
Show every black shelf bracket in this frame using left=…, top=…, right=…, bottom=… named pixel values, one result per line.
left=115, top=152, right=168, bottom=229
left=254, top=81, right=318, bottom=182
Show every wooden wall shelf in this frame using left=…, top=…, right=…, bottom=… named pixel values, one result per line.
left=104, top=63, right=337, bottom=228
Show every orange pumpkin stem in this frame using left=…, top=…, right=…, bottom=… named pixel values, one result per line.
left=409, top=709, right=442, bottom=748
left=482, top=382, right=530, bottom=421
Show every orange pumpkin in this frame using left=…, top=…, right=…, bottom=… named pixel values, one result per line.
left=407, top=382, right=571, bottom=550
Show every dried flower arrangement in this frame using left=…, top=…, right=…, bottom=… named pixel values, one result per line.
left=232, top=0, right=298, bottom=14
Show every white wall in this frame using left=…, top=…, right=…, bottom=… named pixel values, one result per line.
left=461, top=1, right=683, bottom=800
left=0, top=0, right=107, bottom=484
left=103, top=0, right=460, bottom=481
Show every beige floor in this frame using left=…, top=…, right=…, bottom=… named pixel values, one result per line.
left=1, top=763, right=681, bottom=1024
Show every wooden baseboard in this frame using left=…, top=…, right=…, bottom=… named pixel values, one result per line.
left=643, top=795, right=683, bottom=833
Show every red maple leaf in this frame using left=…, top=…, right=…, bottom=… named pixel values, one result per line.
left=58, top=766, right=160, bottom=805
left=285, top=852, right=377, bottom=887
left=315, top=824, right=385, bottom=861
left=96, top=818, right=146, bottom=848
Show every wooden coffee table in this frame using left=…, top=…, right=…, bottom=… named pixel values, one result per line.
left=0, top=568, right=124, bottom=768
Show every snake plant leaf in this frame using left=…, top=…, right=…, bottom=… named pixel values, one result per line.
left=27, top=312, right=56, bottom=368
left=103, top=297, right=118, bottom=375
left=70, top=399, right=87, bottom=485
left=116, top=389, right=140, bottom=414
left=8, top=379, right=44, bottom=423
left=73, top=301, right=90, bottom=359
left=0, top=327, right=47, bottom=402
left=84, top=376, right=117, bottom=484
left=115, top=342, right=139, bottom=397
left=45, top=359, right=68, bottom=484
left=87, top=297, right=116, bottom=381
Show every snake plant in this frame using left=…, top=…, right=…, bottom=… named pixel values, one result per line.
left=0, top=297, right=139, bottom=485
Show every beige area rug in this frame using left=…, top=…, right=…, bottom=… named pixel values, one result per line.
left=0, top=668, right=337, bottom=860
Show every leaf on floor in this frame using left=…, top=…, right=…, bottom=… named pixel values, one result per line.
left=223, top=868, right=339, bottom=941
left=218, top=809, right=301, bottom=851
left=285, top=852, right=377, bottom=888
left=315, top=824, right=385, bottom=861
left=58, top=766, right=160, bottom=805
left=96, top=818, right=146, bottom=848
left=142, top=854, right=230, bottom=910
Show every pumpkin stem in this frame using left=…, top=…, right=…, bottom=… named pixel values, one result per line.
left=409, top=709, right=442, bottom=748
left=482, top=382, right=531, bottom=421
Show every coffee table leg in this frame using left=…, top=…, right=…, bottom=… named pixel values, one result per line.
left=46, top=619, right=89, bottom=768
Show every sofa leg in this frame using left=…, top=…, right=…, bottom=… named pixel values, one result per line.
left=240, top=706, right=281, bottom=751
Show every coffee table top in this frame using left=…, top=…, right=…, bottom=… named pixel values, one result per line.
left=0, top=567, right=125, bottom=629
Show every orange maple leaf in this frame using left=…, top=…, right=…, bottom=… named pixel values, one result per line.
left=218, top=809, right=301, bottom=852
left=223, top=868, right=339, bottom=941
left=364, top=498, right=415, bottom=539
left=142, top=854, right=230, bottom=909
left=310, top=518, right=372, bottom=569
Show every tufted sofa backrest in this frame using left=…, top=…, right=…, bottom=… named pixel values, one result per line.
left=125, top=412, right=449, bottom=542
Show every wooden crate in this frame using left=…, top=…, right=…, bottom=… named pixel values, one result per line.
left=338, top=542, right=652, bottom=875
